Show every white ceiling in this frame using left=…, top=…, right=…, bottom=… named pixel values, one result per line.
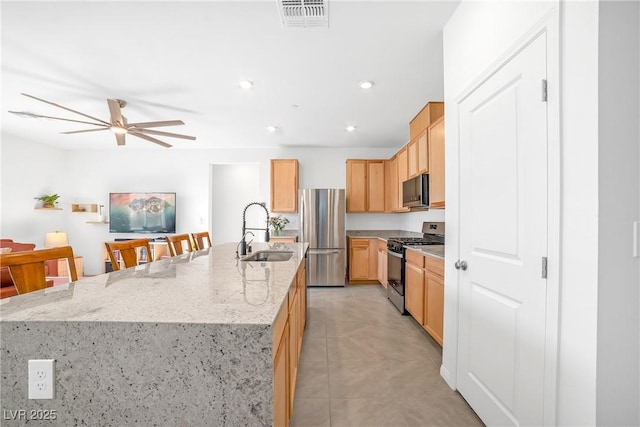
left=1, top=1, right=458, bottom=150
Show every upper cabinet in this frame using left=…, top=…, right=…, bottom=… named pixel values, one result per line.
left=271, top=159, right=299, bottom=213
left=344, top=101, right=444, bottom=214
left=346, top=159, right=385, bottom=213
left=428, top=117, right=445, bottom=209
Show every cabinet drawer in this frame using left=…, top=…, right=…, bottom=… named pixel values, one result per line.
left=405, top=249, right=424, bottom=268
left=377, top=239, right=387, bottom=251
left=272, top=299, right=289, bottom=352
left=425, top=256, right=444, bottom=277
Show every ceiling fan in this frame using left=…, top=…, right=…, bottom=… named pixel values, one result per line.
left=9, top=93, right=196, bottom=148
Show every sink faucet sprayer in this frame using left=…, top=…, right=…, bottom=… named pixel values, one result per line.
left=238, top=202, right=270, bottom=257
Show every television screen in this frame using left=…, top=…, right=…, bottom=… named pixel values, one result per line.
left=109, top=193, right=176, bottom=234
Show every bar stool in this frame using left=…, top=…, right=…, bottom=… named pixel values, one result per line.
left=104, top=239, right=152, bottom=271
left=0, top=246, right=78, bottom=295
left=191, top=231, right=212, bottom=250
left=166, top=234, right=193, bottom=256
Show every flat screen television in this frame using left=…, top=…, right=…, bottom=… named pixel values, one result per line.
left=109, top=192, right=176, bottom=234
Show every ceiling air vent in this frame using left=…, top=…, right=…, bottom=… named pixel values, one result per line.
left=277, top=0, right=329, bottom=29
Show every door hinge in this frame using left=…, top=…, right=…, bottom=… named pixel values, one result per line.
left=541, top=256, right=548, bottom=279
left=542, top=79, right=548, bottom=102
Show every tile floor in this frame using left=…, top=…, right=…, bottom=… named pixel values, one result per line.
left=290, top=285, right=484, bottom=427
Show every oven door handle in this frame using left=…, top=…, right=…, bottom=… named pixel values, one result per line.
left=387, top=250, right=403, bottom=259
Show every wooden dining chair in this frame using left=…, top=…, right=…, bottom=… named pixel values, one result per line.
left=0, top=246, right=78, bottom=295
left=104, top=239, right=152, bottom=271
left=191, top=231, right=212, bottom=250
left=166, top=234, right=193, bottom=256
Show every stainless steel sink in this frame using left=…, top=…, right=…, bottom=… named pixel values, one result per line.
left=241, top=250, right=294, bottom=262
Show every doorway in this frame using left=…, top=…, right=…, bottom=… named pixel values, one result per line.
left=210, top=163, right=261, bottom=246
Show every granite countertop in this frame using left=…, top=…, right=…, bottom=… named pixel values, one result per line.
left=0, top=242, right=308, bottom=325
left=405, top=245, right=445, bottom=260
left=346, top=230, right=425, bottom=240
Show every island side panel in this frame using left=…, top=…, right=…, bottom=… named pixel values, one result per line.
left=0, top=321, right=273, bottom=426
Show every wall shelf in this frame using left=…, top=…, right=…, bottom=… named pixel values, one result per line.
left=34, top=207, right=62, bottom=210
left=86, top=221, right=109, bottom=224
left=72, top=203, right=98, bottom=213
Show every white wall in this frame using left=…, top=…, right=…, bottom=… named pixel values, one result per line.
left=596, top=1, right=640, bottom=425
left=0, top=140, right=446, bottom=274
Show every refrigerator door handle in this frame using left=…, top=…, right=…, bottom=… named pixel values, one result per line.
left=308, top=249, right=341, bottom=254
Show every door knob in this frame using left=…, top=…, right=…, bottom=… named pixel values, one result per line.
left=455, top=260, right=468, bottom=271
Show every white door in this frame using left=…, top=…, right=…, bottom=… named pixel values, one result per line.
left=457, top=32, right=548, bottom=426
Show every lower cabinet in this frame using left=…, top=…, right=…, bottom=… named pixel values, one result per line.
left=273, top=259, right=306, bottom=427
left=376, top=239, right=388, bottom=288
left=404, top=249, right=444, bottom=346
left=348, top=238, right=378, bottom=283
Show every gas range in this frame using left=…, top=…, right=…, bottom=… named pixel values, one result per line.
left=387, top=236, right=444, bottom=254
left=386, top=222, right=445, bottom=315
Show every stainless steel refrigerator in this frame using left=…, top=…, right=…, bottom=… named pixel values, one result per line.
left=299, top=188, right=346, bottom=287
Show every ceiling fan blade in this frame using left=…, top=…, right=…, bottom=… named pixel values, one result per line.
left=61, top=127, right=110, bottom=135
left=133, top=128, right=196, bottom=140
left=21, top=93, right=110, bottom=126
left=126, top=120, right=185, bottom=128
left=107, top=99, right=124, bottom=126
left=129, top=131, right=172, bottom=148
left=115, top=132, right=126, bottom=146
left=9, top=111, right=108, bottom=127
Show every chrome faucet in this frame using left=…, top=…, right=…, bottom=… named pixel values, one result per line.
left=239, top=202, right=270, bottom=256
left=236, top=231, right=254, bottom=258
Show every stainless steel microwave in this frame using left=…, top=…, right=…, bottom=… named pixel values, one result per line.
left=402, top=174, right=429, bottom=208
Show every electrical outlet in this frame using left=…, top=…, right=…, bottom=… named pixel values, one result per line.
left=28, top=359, right=55, bottom=399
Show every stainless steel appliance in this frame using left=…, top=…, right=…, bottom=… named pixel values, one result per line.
left=300, top=189, right=346, bottom=287
left=386, top=222, right=445, bottom=313
left=402, top=173, right=429, bottom=208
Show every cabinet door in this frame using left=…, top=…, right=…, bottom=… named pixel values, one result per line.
left=428, top=118, right=445, bottom=208
left=407, top=138, right=418, bottom=178
left=405, top=262, right=425, bottom=324
left=367, top=160, right=385, bottom=212
left=367, top=238, right=378, bottom=280
left=396, top=148, right=409, bottom=212
left=425, top=272, right=444, bottom=346
left=271, top=159, right=299, bottom=213
left=288, top=290, right=298, bottom=414
left=273, top=324, right=289, bottom=427
left=387, top=156, right=398, bottom=212
left=349, top=239, right=370, bottom=280
left=377, top=246, right=388, bottom=287
left=346, top=160, right=367, bottom=212
left=417, top=130, right=429, bottom=174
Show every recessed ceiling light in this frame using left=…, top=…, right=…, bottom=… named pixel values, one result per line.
left=359, top=81, right=373, bottom=90
left=267, top=125, right=278, bottom=133
left=239, top=80, right=254, bottom=89
left=346, top=125, right=356, bottom=132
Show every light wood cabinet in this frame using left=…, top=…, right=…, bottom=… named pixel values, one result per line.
left=376, top=239, right=388, bottom=288
left=348, top=238, right=378, bottom=283
left=367, top=160, right=385, bottom=212
left=425, top=271, right=444, bottom=346
left=417, top=130, right=429, bottom=175
left=271, top=159, right=299, bottom=213
left=346, top=160, right=386, bottom=213
left=404, top=249, right=444, bottom=347
left=270, top=236, right=298, bottom=243
left=346, top=160, right=367, bottom=212
left=386, top=156, right=398, bottom=212
left=428, top=117, right=445, bottom=208
left=407, top=138, right=418, bottom=178
left=409, top=102, right=444, bottom=140
left=272, top=260, right=306, bottom=426
left=396, top=148, right=409, bottom=212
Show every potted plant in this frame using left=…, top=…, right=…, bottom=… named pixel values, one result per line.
left=34, top=193, right=61, bottom=208
left=268, top=215, right=290, bottom=236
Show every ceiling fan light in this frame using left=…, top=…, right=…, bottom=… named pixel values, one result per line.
left=111, top=126, right=128, bottom=135
left=239, top=80, right=254, bottom=89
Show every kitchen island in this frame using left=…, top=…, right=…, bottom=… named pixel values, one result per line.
left=0, top=242, right=308, bottom=426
